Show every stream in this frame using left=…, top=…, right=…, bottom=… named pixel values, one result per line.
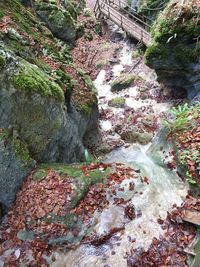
left=52, top=25, right=188, bottom=267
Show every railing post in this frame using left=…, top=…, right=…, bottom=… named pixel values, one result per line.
left=119, top=0, right=121, bottom=9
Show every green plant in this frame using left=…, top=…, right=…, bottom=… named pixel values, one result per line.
left=170, top=103, right=190, bottom=117
left=186, top=170, right=196, bottom=184
left=164, top=103, right=199, bottom=134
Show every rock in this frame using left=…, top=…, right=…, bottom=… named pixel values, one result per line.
left=111, top=73, right=136, bottom=91
left=182, top=210, right=200, bottom=226
left=109, top=58, right=120, bottom=64
left=0, top=51, right=90, bottom=163
left=145, top=0, right=200, bottom=100
left=34, top=0, right=85, bottom=43
left=137, top=132, right=153, bottom=145
left=95, top=134, right=123, bottom=156
left=0, top=129, right=35, bottom=211
left=120, top=126, right=153, bottom=144
left=120, top=126, right=140, bottom=143
left=0, top=0, right=99, bottom=219
left=108, top=97, right=125, bottom=108
left=142, top=114, right=155, bottom=128
left=17, top=230, right=35, bottom=241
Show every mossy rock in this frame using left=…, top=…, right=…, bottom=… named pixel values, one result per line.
left=32, top=163, right=110, bottom=208
left=0, top=54, right=6, bottom=69
left=0, top=128, right=35, bottom=209
left=144, top=0, right=200, bottom=94
left=11, top=61, right=64, bottom=102
left=108, top=97, right=125, bottom=108
left=35, top=0, right=78, bottom=43
left=111, top=73, right=135, bottom=91
left=132, top=49, right=142, bottom=58
left=0, top=128, right=33, bottom=167
left=138, top=132, right=153, bottom=145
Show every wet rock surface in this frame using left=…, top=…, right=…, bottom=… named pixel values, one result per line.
left=0, top=130, right=35, bottom=212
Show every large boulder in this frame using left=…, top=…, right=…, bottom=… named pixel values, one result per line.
left=0, top=48, right=96, bottom=163
left=34, top=0, right=85, bottom=43
left=0, top=0, right=98, bottom=213
left=0, top=129, right=35, bottom=214
left=145, top=0, right=200, bottom=100
left=0, top=0, right=98, bottom=163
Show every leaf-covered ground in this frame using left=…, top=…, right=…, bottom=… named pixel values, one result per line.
left=127, top=195, right=198, bottom=267
left=0, top=163, right=141, bottom=266
left=167, top=104, right=200, bottom=186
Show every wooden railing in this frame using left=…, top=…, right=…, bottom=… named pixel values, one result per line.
left=94, top=0, right=151, bottom=45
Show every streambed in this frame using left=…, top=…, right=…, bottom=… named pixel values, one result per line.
left=52, top=26, right=188, bottom=267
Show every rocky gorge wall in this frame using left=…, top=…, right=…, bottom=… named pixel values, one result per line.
left=0, top=0, right=98, bottom=213
left=144, top=0, right=200, bottom=100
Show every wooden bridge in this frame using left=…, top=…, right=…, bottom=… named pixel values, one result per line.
left=94, top=0, right=151, bottom=45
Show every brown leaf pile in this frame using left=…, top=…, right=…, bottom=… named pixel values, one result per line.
left=175, top=124, right=200, bottom=185
left=126, top=195, right=197, bottom=267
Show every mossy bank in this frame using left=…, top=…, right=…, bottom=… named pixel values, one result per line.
left=145, top=0, right=200, bottom=100
left=0, top=0, right=98, bottom=213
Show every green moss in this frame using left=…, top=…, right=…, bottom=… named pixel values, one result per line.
left=80, top=104, right=92, bottom=116
left=0, top=54, right=6, bottom=69
left=145, top=41, right=200, bottom=67
left=145, top=43, right=168, bottom=63
left=71, top=66, right=97, bottom=115
left=0, top=9, right=5, bottom=20
left=111, top=73, right=135, bottom=91
left=96, top=60, right=107, bottom=69
left=151, top=1, right=200, bottom=43
left=33, top=163, right=84, bottom=181
left=94, top=23, right=102, bottom=35
left=0, top=128, right=32, bottom=165
left=84, top=32, right=93, bottom=41
left=3, top=0, right=41, bottom=41
left=12, top=138, right=32, bottom=164
left=0, top=0, right=73, bottom=70
left=138, top=0, right=169, bottom=22
left=108, top=97, right=125, bottom=108
left=0, top=129, right=9, bottom=140
left=32, top=168, right=49, bottom=181
left=132, top=49, right=142, bottom=58
left=51, top=10, right=73, bottom=27
left=11, top=62, right=64, bottom=102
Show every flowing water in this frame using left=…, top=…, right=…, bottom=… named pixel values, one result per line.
left=52, top=28, right=188, bottom=267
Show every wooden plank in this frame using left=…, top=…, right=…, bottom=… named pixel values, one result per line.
left=182, top=210, right=200, bottom=226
